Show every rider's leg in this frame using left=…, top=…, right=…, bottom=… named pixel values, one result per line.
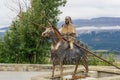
left=70, top=41, right=73, bottom=49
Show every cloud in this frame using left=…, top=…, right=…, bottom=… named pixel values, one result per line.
left=76, top=26, right=120, bottom=34
left=1, top=0, right=120, bottom=25
left=59, top=0, right=120, bottom=21
left=0, top=0, right=30, bottom=26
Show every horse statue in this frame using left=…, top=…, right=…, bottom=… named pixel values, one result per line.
left=42, top=26, right=89, bottom=79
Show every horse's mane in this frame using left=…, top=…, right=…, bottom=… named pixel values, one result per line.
left=51, top=25, right=64, bottom=41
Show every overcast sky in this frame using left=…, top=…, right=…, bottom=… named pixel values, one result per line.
left=59, top=0, right=120, bottom=21
left=1, top=0, right=120, bottom=27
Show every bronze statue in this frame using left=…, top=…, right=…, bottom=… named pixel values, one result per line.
left=61, top=16, right=76, bottom=49
left=42, top=26, right=88, bottom=79
left=41, top=16, right=120, bottom=80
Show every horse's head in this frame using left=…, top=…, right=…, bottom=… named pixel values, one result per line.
left=42, top=26, right=54, bottom=37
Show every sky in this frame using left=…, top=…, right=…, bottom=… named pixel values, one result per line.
left=0, top=0, right=29, bottom=27
left=59, top=0, right=120, bottom=21
left=1, top=0, right=120, bottom=27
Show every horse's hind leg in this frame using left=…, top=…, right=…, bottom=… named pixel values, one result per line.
left=81, top=56, right=89, bottom=76
left=52, top=64, right=55, bottom=77
left=60, top=61, right=63, bottom=80
left=83, top=56, right=88, bottom=73
left=72, top=60, right=79, bottom=79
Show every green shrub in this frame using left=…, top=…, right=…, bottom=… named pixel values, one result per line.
left=88, top=53, right=115, bottom=66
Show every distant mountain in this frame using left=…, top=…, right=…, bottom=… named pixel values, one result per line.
left=77, top=30, right=120, bottom=51
left=58, top=17, right=120, bottom=27
left=0, top=32, right=4, bottom=37
left=0, top=26, right=9, bottom=37
left=0, top=27, right=9, bottom=30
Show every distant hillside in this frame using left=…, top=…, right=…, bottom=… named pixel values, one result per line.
left=77, top=30, right=120, bottom=51
left=0, top=27, right=9, bottom=37
left=58, top=17, right=120, bottom=27
left=0, top=32, right=4, bottom=37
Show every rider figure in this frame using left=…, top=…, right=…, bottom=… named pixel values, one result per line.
left=61, top=16, right=76, bottom=49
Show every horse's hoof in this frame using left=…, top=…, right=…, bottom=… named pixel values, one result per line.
left=60, top=77, right=63, bottom=80
left=85, top=74, right=90, bottom=77
left=72, top=75, right=86, bottom=80
left=84, top=73, right=90, bottom=77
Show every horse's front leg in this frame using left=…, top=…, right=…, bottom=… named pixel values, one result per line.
left=72, top=60, right=79, bottom=79
left=73, top=62, right=78, bottom=75
left=60, top=60, right=63, bottom=80
left=52, top=63, right=55, bottom=78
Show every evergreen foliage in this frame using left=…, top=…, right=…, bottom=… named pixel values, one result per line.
left=0, top=0, right=66, bottom=63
